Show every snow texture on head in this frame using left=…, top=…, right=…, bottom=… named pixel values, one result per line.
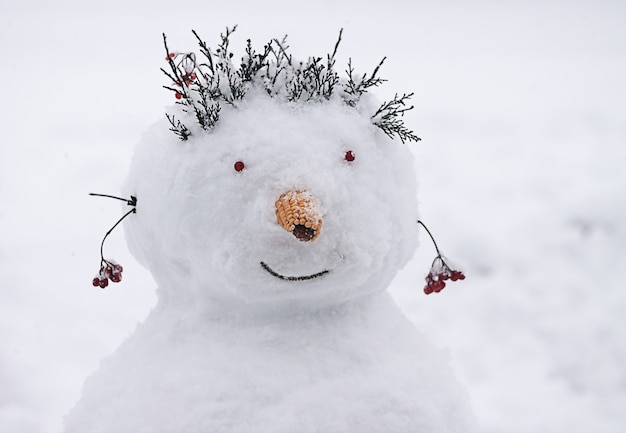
left=124, top=93, right=418, bottom=313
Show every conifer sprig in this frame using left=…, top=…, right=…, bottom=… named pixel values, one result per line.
left=372, top=93, right=421, bottom=143
left=343, top=57, right=387, bottom=107
left=165, top=113, right=191, bottom=140
left=161, top=27, right=420, bottom=143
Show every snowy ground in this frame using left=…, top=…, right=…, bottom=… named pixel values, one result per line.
left=1, top=1, right=625, bottom=432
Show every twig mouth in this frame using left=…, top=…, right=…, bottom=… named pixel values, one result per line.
left=260, top=261, right=329, bottom=281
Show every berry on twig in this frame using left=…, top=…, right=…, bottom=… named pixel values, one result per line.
left=89, top=193, right=137, bottom=289
left=417, top=220, right=466, bottom=295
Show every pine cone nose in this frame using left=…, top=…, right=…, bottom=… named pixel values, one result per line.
left=275, top=190, right=322, bottom=242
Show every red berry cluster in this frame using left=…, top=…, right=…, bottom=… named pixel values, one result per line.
left=181, top=71, right=197, bottom=86
left=165, top=52, right=197, bottom=99
left=423, top=257, right=465, bottom=295
left=417, top=220, right=466, bottom=296
left=92, top=261, right=124, bottom=289
left=89, top=193, right=136, bottom=289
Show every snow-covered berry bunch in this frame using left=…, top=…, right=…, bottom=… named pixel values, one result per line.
left=89, top=193, right=137, bottom=289
left=161, top=26, right=421, bottom=143
left=423, top=258, right=465, bottom=295
left=92, top=260, right=124, bottom=289
left=165, top=52, right=198, bottom=103
left=417, top=220, right=466, bottom=295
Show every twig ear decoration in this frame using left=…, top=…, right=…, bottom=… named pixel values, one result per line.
left=417, top=220, right=466, bottom=295
left=89, top=193, right=137, bottom=289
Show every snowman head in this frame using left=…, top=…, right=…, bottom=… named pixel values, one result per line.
left=123, top=28, right=419, bottom=312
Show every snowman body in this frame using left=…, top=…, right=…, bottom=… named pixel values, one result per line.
left=65, top=75, right=476, bottom=432
left=65, top=292, right=473, bottom=433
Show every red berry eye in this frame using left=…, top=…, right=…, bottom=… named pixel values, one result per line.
left=234, top=161, right=245, bottom=172
left=344, top=150, right=355, bottom=162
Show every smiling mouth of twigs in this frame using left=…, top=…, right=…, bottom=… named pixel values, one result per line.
left=260, top=262, right=329, bottom=281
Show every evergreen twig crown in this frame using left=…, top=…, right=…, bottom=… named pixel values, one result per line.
left=162, top=26, right=420, bottom=143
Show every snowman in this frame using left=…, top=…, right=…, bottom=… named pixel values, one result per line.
left=67, top=27, right=477, bottom=433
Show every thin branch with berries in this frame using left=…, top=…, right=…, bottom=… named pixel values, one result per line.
left=417, top=220, right=465, bottom=295
left=89, top=193, right=137, bottom=289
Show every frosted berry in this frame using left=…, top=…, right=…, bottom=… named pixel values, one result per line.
left=181, top=71, right=196, bottom=86
left=450, top=271, right=465, bottom=281
left=92, top=259, right=124, bottom=288
left=345, top=150, right=355, bottom=162
left=417, top=220, right=466, bottom=295
left=234, top=161, right=245, bottom=172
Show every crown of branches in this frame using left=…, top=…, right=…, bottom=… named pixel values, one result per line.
left=162, top=26, right=420, bottom=143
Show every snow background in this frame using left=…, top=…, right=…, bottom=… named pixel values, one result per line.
left=1, top=0, right=624, bottom=432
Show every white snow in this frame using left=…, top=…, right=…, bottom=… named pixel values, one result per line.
left=62, top=89, right=476, bottom=431
left=1, top=1, right=625, bottom=432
